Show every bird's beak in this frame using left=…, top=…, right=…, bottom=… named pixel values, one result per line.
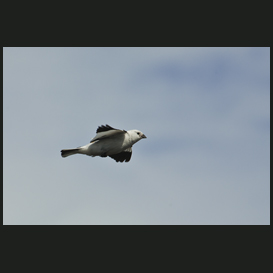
left=142, top=134, right=147, bottom=139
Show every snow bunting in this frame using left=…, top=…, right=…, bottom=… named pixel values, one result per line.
left=61, top=124, right=147, bottom=162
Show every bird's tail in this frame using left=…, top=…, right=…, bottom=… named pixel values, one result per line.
left=61, top=148, right=81, bottom=158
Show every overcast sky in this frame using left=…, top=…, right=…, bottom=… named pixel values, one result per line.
left=3, top=47, right=270, bottom=225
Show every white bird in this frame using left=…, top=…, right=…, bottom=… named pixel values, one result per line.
left=61, top=124, right=147, bottom=162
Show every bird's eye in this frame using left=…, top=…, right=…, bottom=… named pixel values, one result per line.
left=137, top=132, right=140, bottom=135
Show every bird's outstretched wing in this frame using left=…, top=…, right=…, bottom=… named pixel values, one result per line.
left=109, top=148, right=132, bottom=162
left=90, top=124, right=126, bottom=143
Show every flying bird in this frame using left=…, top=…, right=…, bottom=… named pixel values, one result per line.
left=61, top=124, right=147, bottom=162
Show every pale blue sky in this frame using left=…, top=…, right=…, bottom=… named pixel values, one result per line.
left=3, top=47, right=270, bottom=224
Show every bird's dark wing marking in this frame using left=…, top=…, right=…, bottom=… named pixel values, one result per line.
left=109, top=150, right=132, bottom=163
left=96, top=124, right=117, bottom=133
left=96, top=124, right=127, bottom=133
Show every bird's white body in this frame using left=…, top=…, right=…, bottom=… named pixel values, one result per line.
left=77, top=130, right=141, bottom=156
left=61, top=125, right=146, bottom=162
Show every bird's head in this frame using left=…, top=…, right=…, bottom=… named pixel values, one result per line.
left=129, top=130, right=147, bottom=143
